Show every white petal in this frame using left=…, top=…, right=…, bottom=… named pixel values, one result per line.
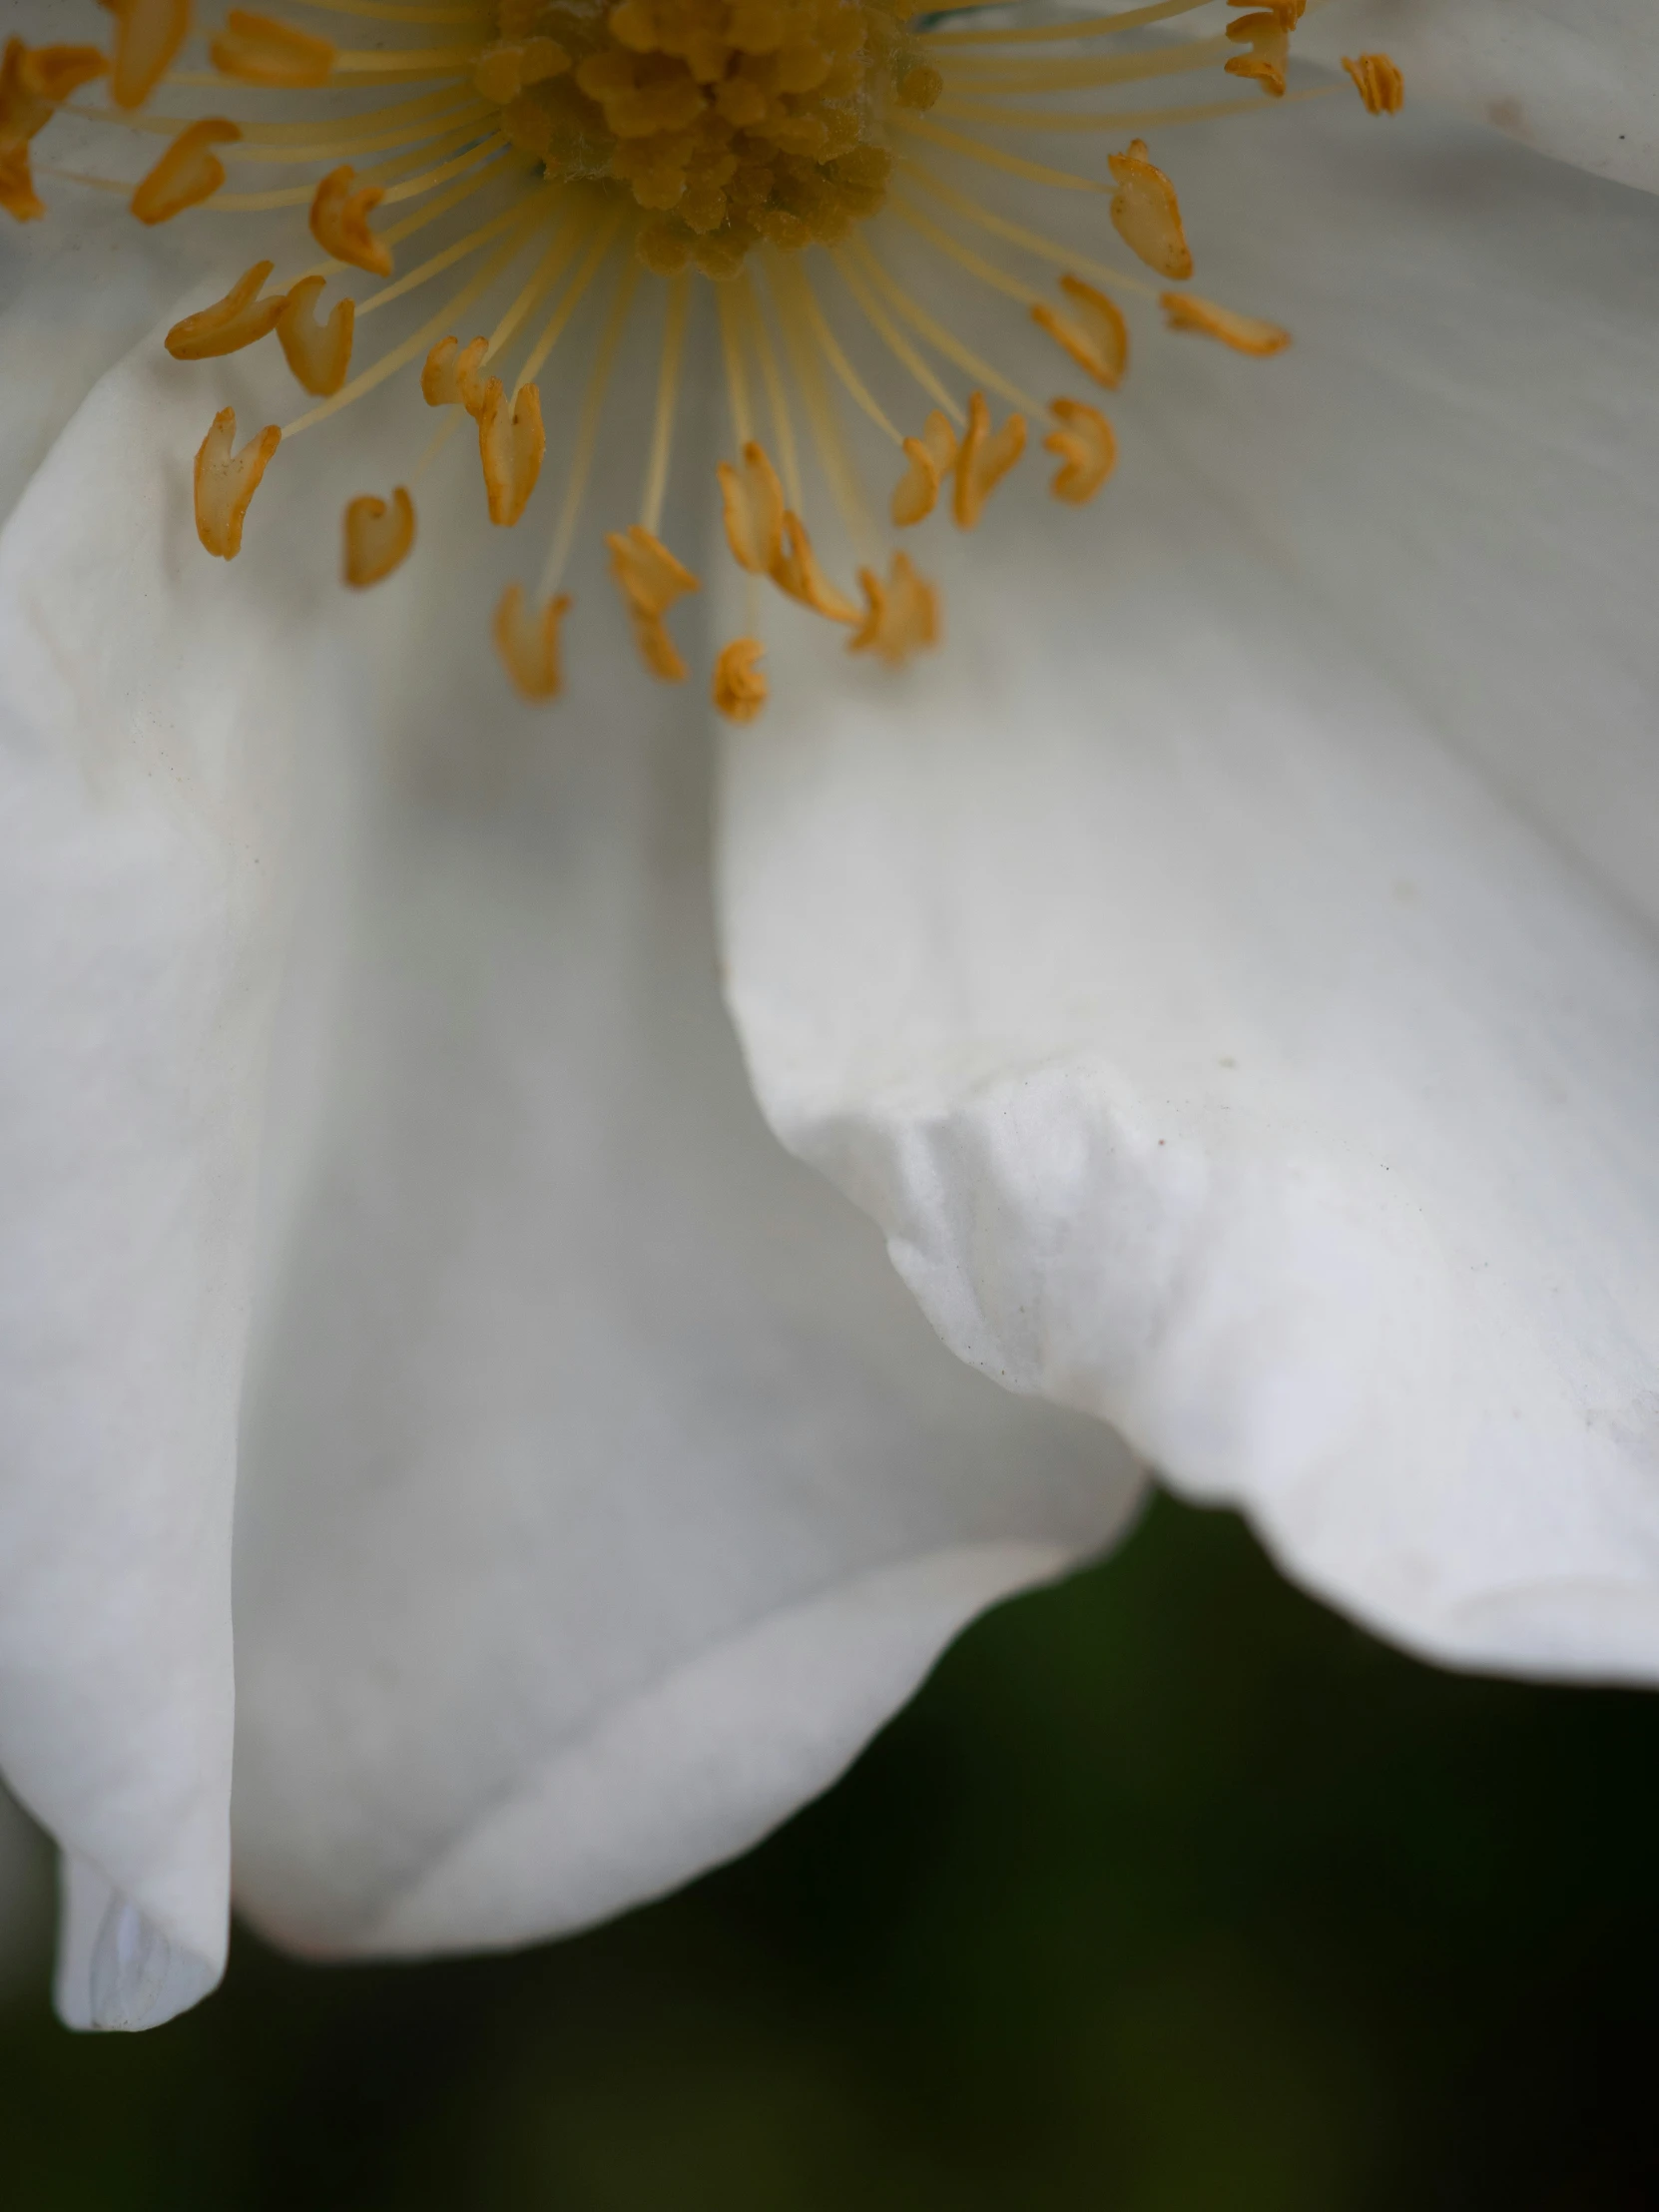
left=716, top=97, right=1659, bottom=1678
left=0, top=311, right=344, bottom=2022
left=229, top=477, right=1143, bottom=1954
left=1298, top=1, right=1659, bottom=194
left=0, top=196, right=194, bottom=527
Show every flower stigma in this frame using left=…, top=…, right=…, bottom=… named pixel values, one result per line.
left=4, top=0, right=1402, bottom=720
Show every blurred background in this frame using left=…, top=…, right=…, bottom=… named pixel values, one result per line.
left=1, top=1491, right=1656, bottom=2209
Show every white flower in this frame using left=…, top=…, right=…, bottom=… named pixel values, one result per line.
left=0, top=0, right=1654, bottom=2032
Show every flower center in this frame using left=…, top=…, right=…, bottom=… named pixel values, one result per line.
left=480, top=0, right=936, bottom=276
left=4, top=3, right=1404, bottom=722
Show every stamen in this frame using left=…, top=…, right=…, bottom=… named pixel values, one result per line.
left=713, top=637, right=768, bottom=724
left=1343, top=53, right=1403, bottom=116
left=848, top=552, right=939, bottom=666
left=355, top=194, right=544, bottom=320
left=474, top=376, right=545, bottom=524
left=165, top=259, right=286, bottom=357
left=893, top=162, right=1158, bottom=302
left=739, top=276, right=804, bottom=515
left=194, top=405, right=280, bottom=558
left=771, top=512, right=859, bottom=624
left=935, top=34, right=1231, bottom=94
left=517, top=204, right=627, bottom=390
left=1161, top=289, right=1290, bottom=353
left=890, top=410, right=956, bottom=528
left=211, top=11, right=337, bottom=88
left=1107, top=139, right=1192, bottom=279
left=1044, top=398, right=1116, bottom=503
left=104, top=0, right=191, bottom=112
left=132, top=118, right=240, bottom=224
left=1225, top=10, right=1292, bottom=100
left=952, top=388, right=1025, bottom=530
left=607, top=523, right=700, bottom=683
left=891, top=116, right=1108, bottom=196
left=309, top=163, right=392, bottom=273
left=277, top=275, right=354, bottom=393
left=1031, top=275, right=1129, bottom=388
left=493, top=583, right=571, bottom=701
left=342, top=483, right=415, bottom=584
left=0, top=146, right=43, bottom=223
left=718, top=439, right=786, bottom=575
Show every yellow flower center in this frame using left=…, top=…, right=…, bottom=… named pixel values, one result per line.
left=3, top=1, right=1403, bottom=723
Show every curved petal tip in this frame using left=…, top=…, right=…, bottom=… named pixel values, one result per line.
left=56, top=1858, right=223, bottom=2032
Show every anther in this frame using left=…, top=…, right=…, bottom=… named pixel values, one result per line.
left=276, top=276, right=354, bottom=396
left=608, top=524, right=700, bottom=681
left=891, top=410, right=957, bottom=528
left=1107, top=140, right=1193, bottom=282
left=1031, top=276, right=1128, bottom=392
left=713, top=638, right=768, bottom=724
left=494, top=583, right=572, bottom=702
left=101, top=0, right=191, bottom=113
left=310, top=165, right=391, bottom=277
left=421, top=335, right=489, bottom=411
left=475, top=378, right=545, bottom=526
left=1343, top=54, right=1404, bottom=117
left=1044, top=399, right=1116, bottom=505
left=211, top=10, right=334, bottom=89
left=1161, top=291, right=1290, bottom=355
left=1225, top=12, right=1292, bottom=100
left=131, top=117, right=240, bottom=225
left=166, top=260, right=286, bottom=358
left=342, top=486, right=415, bottom=588
left=717, top=441, right=786, bottom=575
left=194, top=406, right=280, bottom=559
left=771, top=512, right=859, bottom=623
left=849, top=553, right=939, bottom=667
left=953, top=390, right=1025, bottom=531
left=2, top=42, right=107, bottom=137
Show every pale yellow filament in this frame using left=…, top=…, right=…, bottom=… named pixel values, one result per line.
left=894, top=160, right=1159, bottom=300
left=923, top=0, right=1217, bottom=50
left=828, top=247, right=963, bottom=425
left=738, top=276, right=804, bottom=515
left=845, top=238, right=1043, bottom=420
left=717, top=281, right=755, bottom=448
left=515, top=204, right=627, bottom=389
left=538, top=256, right=640, bottom=598
left=641, top=272, right=691, bottom=540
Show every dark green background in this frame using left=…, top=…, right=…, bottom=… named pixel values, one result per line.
left=2, top=1493, right=1655, bottom=2208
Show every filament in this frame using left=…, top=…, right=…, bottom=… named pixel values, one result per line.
left=641, top=271, right=691, bottom=539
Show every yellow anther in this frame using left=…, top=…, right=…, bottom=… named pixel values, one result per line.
left=1044, top=398, right=1116, bottom=505
left=1107, top=139, right=1193, bottom=282
left=99, top=0, right=191, bottom=112
left=1161, top=290, right=1291, bottom=355
left=3, top=42, right=107, bottom=134
left=494, top=583, right=572, bottom=702
left=848, top=553, right=939, bottom=668
left=166, top=260, right=285, bottom=359
left=210, top=10, right=334, bottom=89
left=473, top=38, right=569, bottom=104
left=1225, top=11, right=1291, bottom=100
left=276, top=276, right=353, bottom=396
left=771, top=512, right=860, bottom=624
left=0, top=145, right=42, bottom=223
left=1031, top=276, right=1128, bottom=392
left=194, top=405, right=279, bottom=560
left=717, top=440, right=786, bottom=575
left=608, top=523, right=700, bottom=680
left=713, top=637, right=768, bottom=724
left=131, top=117, right=240, bottom=225
left=474, top=378, right=545, bottom=526
left=309, top=165, right=391, bottom=277
left=1343, top=53, right=1404, bottom=116
left=421, top=335, right=489, bottom=411
left=953, top=390, right=1025, bottom=532
left=890, top=410, right=957, bottom=529
left=342, top=486, right=415, bottom=588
